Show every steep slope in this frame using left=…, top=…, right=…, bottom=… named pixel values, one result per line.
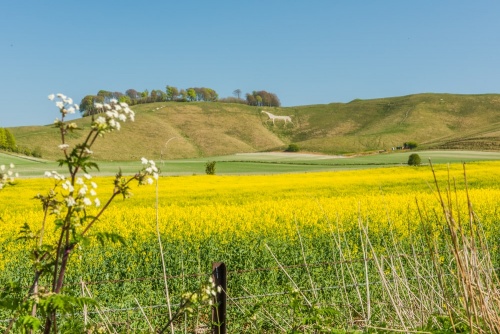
left=11, top=102, right=285, bottom=160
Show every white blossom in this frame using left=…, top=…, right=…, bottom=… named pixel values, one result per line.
left=141, top=157, right=148, bottom=165
left=95, top=116, right=106, bottom=125
left=58, top=144, right=70, bottom=150
left=83, top=197, right=92, bottom=206
left=48, top=94, right=55, bottom=101
left=50, top=171, right=65, bottom=181
left=94, top=198, right=101, bottom=207
left=64, top=180, right=74, bottom=192
left=78, top=187, right=87, bottom=196
left=65, top=196, right=76, bottom=207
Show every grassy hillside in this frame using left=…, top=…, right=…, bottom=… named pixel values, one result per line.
left=8, top=93, right=500, bottom=160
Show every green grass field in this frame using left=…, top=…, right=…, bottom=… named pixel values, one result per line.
left=2, top=150, right=500, bottom=177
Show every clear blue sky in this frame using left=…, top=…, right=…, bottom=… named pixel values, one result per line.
left=1, top=0, right=500, bottom=127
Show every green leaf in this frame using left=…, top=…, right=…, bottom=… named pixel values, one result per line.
left=17, top=223, right=35, bottom=242
left=94, top=232, right=126, bottom=247
left=17, top=315, right=41, bottom=331
left=0, top=296, right=21, bottom=310
left=0, top=282, right=23, bottom=310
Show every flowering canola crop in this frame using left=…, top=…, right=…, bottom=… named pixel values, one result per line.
left=1, top=162, right=499, bottom=278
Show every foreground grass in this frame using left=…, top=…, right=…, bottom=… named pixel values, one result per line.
left=1, top=162, right=499, bottom=332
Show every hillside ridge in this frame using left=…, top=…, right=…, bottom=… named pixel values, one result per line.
left=9, top=93, right=500, bottom=160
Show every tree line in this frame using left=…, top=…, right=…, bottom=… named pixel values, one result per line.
left=0, top=128, right=42, bottom=157
left=80, top=86, right=280, bottom=116
left=0, top=128, right=16, bottom=151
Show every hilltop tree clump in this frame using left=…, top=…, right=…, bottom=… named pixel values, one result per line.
left=78, top=86, right=281, bottom=112
left=79, top=95, right=104, bottom=116
left=246, top=90, right=281, bottom=107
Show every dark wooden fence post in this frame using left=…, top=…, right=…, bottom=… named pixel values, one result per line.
left=212, top=262, right=227, bottom=334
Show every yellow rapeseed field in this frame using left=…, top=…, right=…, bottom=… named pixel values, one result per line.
left=1, top=162, right=499, bottom=274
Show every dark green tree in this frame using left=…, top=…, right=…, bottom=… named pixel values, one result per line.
left=79, top=95, right=104, bottom=116
left=205, top=161, right=216, bottom=175
left=4, top=129, right=16, bottom=151
left=179, top=89, right=188, bottom=101
left=166, top=85, right=179, bottom=101
left=187, top=88, right=196, bottom=102
left=0, top=128, right=6, bottom=149
left=408, top=153, right=421, bottom=166
left=118, top=95, right=132, bottom=105
left=404, top=141, right=418, bottom=150
left=285, top=144, right=300, bottom=152
left=97, top=90, right=113, bottom=102
left=245, top=93, right=256, bottom=106
left=150, top=90, right=158, bottom=102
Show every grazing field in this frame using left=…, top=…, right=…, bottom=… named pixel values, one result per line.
left=1, top=160, right=500, bottom=332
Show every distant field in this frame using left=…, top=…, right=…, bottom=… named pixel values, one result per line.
left=2, top=150, right=500, bottom=177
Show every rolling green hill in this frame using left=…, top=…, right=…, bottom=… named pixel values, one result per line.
left=8, top=93, right=500, bottom=160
